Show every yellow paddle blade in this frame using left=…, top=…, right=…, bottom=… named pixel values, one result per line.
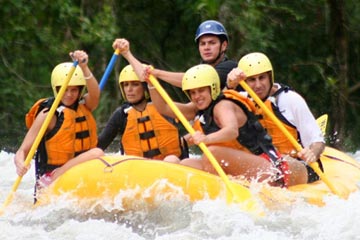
left=225, top=181, right=264, bottom=216
left=316, top=114, right=328, bottom=136
left=0, top=178, right=19, bottom=214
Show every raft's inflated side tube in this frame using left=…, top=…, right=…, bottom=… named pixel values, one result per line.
left=288, top=146, right=360, bottom=205
left=38, top=155, right=262, bottom=214
left=39, top=146, right=360, bottom=209
left=49, top=155, right=228, bottom=200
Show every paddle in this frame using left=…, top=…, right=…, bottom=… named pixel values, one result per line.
left=315, top=114, right=360, bottom=170
left=316, top=114, right=328, bottom=136
left=99, top=49, right=121, bottom=91
left=0, top=60, right=79, bottom=214
left=238, top=80, right=342, bottom=197
left=147, top=75, right=255, bottom=206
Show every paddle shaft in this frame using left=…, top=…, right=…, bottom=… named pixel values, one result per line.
left=99, top=49, right=121, bottom=91
left=148, top=75, right=243, bottom=200
left=239, top=80, right=341, bottom=196
left=0, top=61, right=79, bottom=213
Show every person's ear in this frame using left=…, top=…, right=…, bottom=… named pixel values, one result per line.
left=221, top=41, right=228, bottom=52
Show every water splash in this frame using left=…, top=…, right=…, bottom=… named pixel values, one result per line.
left=1, top=150, right=360, bottom=239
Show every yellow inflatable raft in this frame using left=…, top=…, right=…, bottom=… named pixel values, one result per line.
left=37, top=146, right=360, bottom=212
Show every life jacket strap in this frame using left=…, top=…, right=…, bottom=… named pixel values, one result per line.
left=76, top=130, right=90, bottom=139
left=139, top=131, right=155, bottom=139
left=143, top=148, right=161, bottom=158
left=137, top=116, right=150, bottom=123
left=76, top=116, right=86, bottom=122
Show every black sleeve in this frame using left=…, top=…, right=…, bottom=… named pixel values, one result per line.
left=215, top=59, right=238, bottom=89
left=97, top=107, right=125, bottom=151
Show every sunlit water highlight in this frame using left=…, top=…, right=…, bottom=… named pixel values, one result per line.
left=1, top=150, right=360, bottom=240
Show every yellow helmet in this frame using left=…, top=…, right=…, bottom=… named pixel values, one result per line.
left=51, top=62, right=86, bottom=97
left=119, top=64, right=141, bottom=83
left=238, top=52, right=274, bottom=84
left=118, top=64, right=149, bottom=100
left=182, top=64, right=220, bottom=100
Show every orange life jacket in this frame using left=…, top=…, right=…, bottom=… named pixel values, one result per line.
left=224, top=87, right=299, bottom=155
left=26, top=98, right=97, bottom=171
left=25, top=98, right=47, bottom=129
left=254, top=100, right=299, bottom=155
left=45, top=104, right=98, bottom=165
left=121, top=103, right=183, bottom=160
left=247, top=85, right=300, bottom=155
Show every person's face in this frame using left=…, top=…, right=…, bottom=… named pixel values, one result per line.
left=198, top=35, right=227, bottom=64
left=245, top=72, right=271, bottom=100
left=61, top=86, right=80, bottom=106
left=123, top=81, right=145, bottom=103
left=189, top=86, right=212, bottom=110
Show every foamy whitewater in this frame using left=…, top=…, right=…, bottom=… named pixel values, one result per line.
left=1, top=150, right=360, bottom=240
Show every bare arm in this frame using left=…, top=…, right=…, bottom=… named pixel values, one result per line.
left=151, top=69, right=184, bottom=88
left=14, top=110, right=55, bottom=176
left=51, top=147, right=104, bottom=181
left=209, top=100, right=242, bottom=143
left=297, top=142, right=325, bottom=164
left=310, top=142, right=326, bottom=159
left=147, top=87, right=197, bottom=120
left=191, top=100, right=241, bottom=145
left=71, top=50, right=100, bottom=111
left=113, top=38, right=184, bottom=88
left=112, top=38, right=146, bottom=83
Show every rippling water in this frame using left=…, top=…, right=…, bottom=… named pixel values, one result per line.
left=1, top=150, right=360, bottom=240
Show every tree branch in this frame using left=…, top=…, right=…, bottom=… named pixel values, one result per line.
left=1, top=54, right=29, bottom=83
left=348, top=82, right=360, bottom=94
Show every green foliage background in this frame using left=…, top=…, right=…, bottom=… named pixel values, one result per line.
left=1, top=0, right=359, bottom=152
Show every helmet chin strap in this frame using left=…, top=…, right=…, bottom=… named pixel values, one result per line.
left=262, top=94, right=270, bottom=101
left=131, top=97, right=147, bottom=110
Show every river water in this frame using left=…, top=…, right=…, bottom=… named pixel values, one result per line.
left=1, top=150, right=360, bottom=240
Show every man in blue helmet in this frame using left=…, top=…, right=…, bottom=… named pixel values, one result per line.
left=149, top=20, right=238, bottom=90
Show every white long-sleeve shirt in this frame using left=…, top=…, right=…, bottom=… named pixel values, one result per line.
left=272, top=83, right=324, bottom=147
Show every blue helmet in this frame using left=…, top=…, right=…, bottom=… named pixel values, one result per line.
left=194, top=20, right=229, bottom=43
